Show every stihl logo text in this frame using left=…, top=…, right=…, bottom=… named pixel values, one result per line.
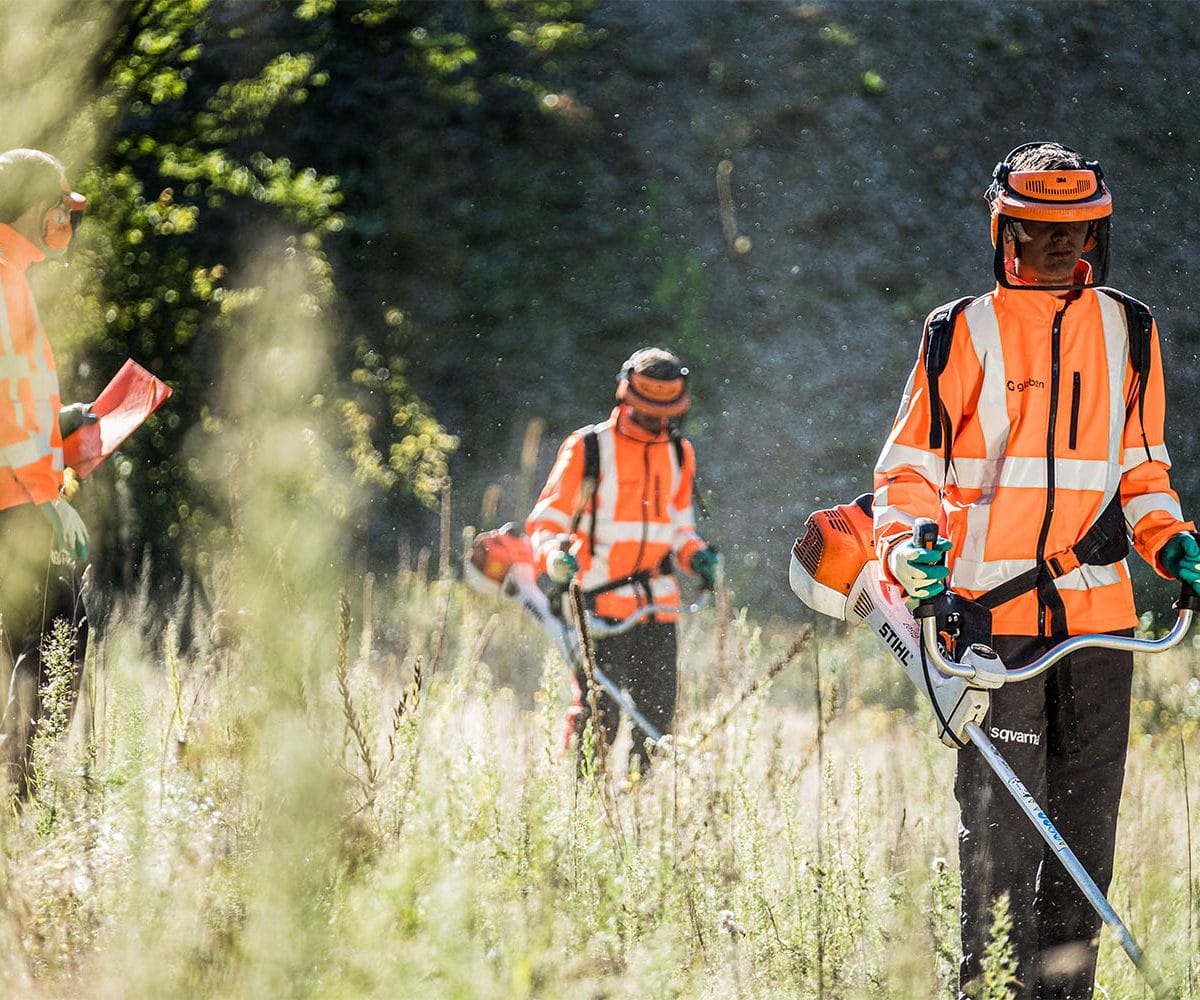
left=990, top=726, right=1041, bottom=745
left=1006, top=377, right=1045, bottom=392
left=878, top=622, right=911, bottom=666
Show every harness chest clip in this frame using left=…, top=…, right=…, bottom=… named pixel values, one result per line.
left=1046, top=547, right=1083, bottom=578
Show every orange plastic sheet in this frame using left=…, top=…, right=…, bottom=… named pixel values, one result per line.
left=62, top=359, right=173, bottom=478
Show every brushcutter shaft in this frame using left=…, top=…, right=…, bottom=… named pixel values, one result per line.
left=965, top=721, right=1169, bottom=996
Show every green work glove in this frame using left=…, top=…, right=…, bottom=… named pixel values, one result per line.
left=546, top=549, right=579, bottom=586
left=58, top=401, right=97, bottom=439
left=39, top=497, right=90, bottom=563
left=690, top=547, right=720, bottom=588
left=887, top=536, right=952, bottom=600
left=1160, top=532, right=1200, bottom=591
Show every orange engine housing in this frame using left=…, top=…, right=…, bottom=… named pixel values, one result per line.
left=790, top=494, right=876, bottom=620
left=465, top=522, right=533, bottom=596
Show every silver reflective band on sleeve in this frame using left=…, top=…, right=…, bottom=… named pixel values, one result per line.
left=0, top=435, right=50, bottom=468
left=1124, top=492, right=1183, bottom=528
left=875, top=441, right=945, bottom=483
left=1122, top=443, right=1172, bottom=473
left=527, top=502, right=570, bottom=532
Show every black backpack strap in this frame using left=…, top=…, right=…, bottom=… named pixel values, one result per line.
left=668, top=425, right=707, bottom=519
left=922, top=296, right=975, bottom=455
left=1098, top=286, right=1154, bottom=463
left=582, top=427, right=599, bottom=483
left=581, top=428, right=600, bottom=557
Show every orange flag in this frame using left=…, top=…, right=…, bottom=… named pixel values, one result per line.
left=62, top=359, right=173, bottom=478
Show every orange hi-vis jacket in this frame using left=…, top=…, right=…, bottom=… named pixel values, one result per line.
left=874, top=275, right=1194, bottom=637
left=527, top=405, right=707, bottom=622
left=0, top=224, right=65, bottom=511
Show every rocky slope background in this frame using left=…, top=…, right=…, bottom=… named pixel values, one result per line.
left=6, top=0, right=1199, bottom=619
left=426, top=0, right=1200, bottom=616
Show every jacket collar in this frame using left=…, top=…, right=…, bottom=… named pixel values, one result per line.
left=0, top=222, right=45, bottom=270
left=613, top=404, right=669, bottom=443
left=994, top=259, right=1092, bottom=314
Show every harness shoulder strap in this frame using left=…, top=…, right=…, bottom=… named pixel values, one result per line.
left=668, top=426, right=708, bottom=519
left=581, top=427, right=600, bottom=556
left=582, top=427, right=599, bottom=483
left=922, top=296, right=975, bottom=453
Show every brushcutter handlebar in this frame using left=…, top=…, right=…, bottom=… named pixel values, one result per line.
left=911, top=519, right=1198, bottom=686
left=583, top=590, right=713, bottom=638
left=919, top=584, right=1197, bottom=684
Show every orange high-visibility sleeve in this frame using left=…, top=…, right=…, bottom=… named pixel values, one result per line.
left=0, top=223, right=64, bottom=509
left=1121, top=320, right=1195, bottom=572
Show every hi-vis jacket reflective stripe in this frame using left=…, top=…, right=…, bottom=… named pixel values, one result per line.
left=527, top=405, right=706, bottom=622
left=0, top=224, right=64, bottom=511
left=874, top=279, right=1194, bottom=636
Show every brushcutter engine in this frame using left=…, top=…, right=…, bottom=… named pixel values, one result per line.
left=789, top=495, right=1005, bottom=747
left=464, top=522, right=538, bottom=599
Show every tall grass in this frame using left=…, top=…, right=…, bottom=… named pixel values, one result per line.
left=3, top=551, right=1198, bottom=998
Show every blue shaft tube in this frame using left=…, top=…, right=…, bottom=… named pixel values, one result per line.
left=964, top=721, right=1167, bottom=997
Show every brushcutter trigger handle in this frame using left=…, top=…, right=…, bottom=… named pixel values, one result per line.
left=913, top=518, right=940, bottom=551
left=910, top=518, right=947, bottom=621
left=1178, top=581, right=1200, bottom=612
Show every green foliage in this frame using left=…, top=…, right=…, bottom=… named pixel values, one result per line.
left=977, top=894, right=1019, bottom=1000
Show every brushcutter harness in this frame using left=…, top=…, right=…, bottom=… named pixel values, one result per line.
left=917, top=288, right=1155, bottom=636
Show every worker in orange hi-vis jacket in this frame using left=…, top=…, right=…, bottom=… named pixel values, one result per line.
left=873, top=141, right=1200, bottom=1000
left=526, top=347, right=718, bottom=776
left=0, top=149, right=96, bottom=799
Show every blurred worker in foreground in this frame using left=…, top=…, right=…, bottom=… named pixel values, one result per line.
left=526, top=347, right=718, bottom=775
left=0, top=148, right=95, bottom=798
left=874, top=141, right=1199, bottom=999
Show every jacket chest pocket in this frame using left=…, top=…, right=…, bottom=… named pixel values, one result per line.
left=1068, top=371, right=1081, bottom=451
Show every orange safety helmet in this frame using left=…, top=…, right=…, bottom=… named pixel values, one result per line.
left=615, top=347, right=691, bottom=418
left=987, top=141, right=1112, bottom=291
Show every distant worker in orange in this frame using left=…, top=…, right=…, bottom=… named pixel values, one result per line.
left=873, top=141, right=1199, bottom=998
left=0, top=149, right=95, bottom=798
left=527, top=347, right=718, bottom=775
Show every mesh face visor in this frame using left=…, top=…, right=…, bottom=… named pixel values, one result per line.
left=989, top=159, right=1113, bottom=291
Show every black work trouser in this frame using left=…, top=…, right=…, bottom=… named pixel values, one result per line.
left=569, top=618, right=676, bottom=773
left=955, top=632, right=1133, bottom=1000
left=0, top=504, right=90, bottom=798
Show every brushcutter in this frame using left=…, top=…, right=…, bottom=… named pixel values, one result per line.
left=465, top=523, right=712, bottom=742
left=789, top=494, right=1198, bottom=995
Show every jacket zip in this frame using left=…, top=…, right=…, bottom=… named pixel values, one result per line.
left=1035, top=301, right=1069, bottom=635
left=1069, top=372, right=1081, bottom=450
